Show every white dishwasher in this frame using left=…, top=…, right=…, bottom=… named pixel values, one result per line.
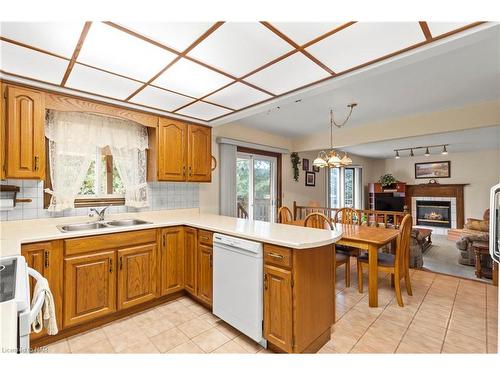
left=213, top=233, right=266, bottom=347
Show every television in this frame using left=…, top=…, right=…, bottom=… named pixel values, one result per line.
left=375, top=196, right=405, bottom=212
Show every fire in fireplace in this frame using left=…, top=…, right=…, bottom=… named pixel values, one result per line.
left=416, top=200, right=451, bottom=228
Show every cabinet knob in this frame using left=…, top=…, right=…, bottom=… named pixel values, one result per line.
left=109, top=259, right=113, bottom=273
left=264, top=273, right=268, bottom=290
left=34, top=156, right=39, bottom=171
left=44, top=250, right=49, bottom=268
left=119, top=256, right=123, bottom=271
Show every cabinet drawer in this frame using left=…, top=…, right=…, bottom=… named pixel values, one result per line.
left=264, top=244, right=292, bottom=268
left=198, top=229, right=213, bottom=246
left=64, top=229, right=157, bottom=256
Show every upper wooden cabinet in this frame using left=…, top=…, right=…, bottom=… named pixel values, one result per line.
left=157, top=118, right=187, bottom=181
left=187, top=124, right=211, bottom=182
left=151, top=117, right=212, bottom=182
left=4, top=85, right=45, bottom=179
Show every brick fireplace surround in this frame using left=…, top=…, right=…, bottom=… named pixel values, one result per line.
left=406, top=184, right=468, bottom=232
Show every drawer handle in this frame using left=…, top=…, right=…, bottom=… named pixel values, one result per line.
left=267, top=252, right=284, bottom=260
left=201, top=236, right=209, bottom=241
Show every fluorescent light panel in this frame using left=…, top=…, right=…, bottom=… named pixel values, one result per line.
left=204, top=82, right=272, bottom=110
left=131, top=85, right=193, bottom=112
left=177, top=101, right=231, bottom=120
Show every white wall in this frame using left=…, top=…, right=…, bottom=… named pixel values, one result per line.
left=373, top=148, right=500, bottom=219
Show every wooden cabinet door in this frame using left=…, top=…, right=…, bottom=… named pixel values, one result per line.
left=5, top=85, right=45, bottom=179
left=157, top=118, right=187, bottom=181
left=187, top=124, right=211, bottom=182
left=198, top=244, right=213, bottom=306
left=117, top=244, right=157, bottom=310
left=63, top=251, right=116, bottom=328
left=264, top=265, right=293, bottom=352
left=184, top=227, right=197, bottom=295
left=21, top=241, right=62, bottom=340
left=160, top=227, right=184, bottom=295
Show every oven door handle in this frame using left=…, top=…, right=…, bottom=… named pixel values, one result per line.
left=27, top=267, right=46, bottom=325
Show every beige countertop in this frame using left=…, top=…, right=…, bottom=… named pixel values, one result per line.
left=0, top=209, right=342, bottom=256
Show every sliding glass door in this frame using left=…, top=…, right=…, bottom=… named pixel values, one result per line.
left=236, top=152, right=277, bottom=222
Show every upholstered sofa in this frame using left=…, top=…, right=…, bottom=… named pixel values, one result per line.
left=456, top=209, right=490, bottom=266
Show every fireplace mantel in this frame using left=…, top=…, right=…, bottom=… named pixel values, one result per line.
left=406, top=183, right=469, bottom=229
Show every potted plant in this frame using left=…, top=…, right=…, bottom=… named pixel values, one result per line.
left=290, top=152, right=301, bottom=182
left=379, top=174, right=397, bottom=189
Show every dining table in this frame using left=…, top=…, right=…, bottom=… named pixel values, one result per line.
left=289, top=220, right=400, bottom=307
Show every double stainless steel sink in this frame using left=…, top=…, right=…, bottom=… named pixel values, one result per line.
left=57, top=219, right=152, bottom=233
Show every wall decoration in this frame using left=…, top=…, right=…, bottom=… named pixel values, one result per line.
left=290, top=152, right=301, bottom=182
left=305, top=172, right=316, bottom=187
left=302, top=158, right=309, bottom=171
left=312, top=165, right=320, bottom=173
left=415, top=161, right=450, bottom=179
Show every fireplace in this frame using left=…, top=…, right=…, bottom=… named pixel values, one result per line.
left=416, top=200, right=452, bottom=228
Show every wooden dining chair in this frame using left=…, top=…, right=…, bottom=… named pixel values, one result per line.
left=277, top=206, right=293, bottom=224
left=334, top=207, right=360, bottom=257
left=304, top=212, right=351, bottom=287
left=356, top=214, right=413, bottom=307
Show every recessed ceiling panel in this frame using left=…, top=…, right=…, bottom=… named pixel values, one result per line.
left=204, top=82, right=272, bottom=110
left=245, top=53, right=330, bottom=95
left=152, top=58, right=232, bottom=98
left=78, top=22, right=177, bottom=81
left=306, top=22, right=425, bottom=72
left=188, top=22, right=293, bottom=76
left=177, top=101, right=231, bottom=120
left=0, top=41, right=68, bottom=84
left=119, top=22, right=214, bottom=52
left=0, top=22, right=84, bottom=58
left=270, top=22, right=344, bottom=45
left=66, top=64, right=142, bottom=100
left=131, top=85, right=193, bottom=112
left=427, top=23, right=470, bottom=38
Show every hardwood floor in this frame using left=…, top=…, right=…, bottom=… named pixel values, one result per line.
left=42, top=260, right=498, bottom=354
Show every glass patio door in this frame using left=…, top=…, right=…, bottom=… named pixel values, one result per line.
left=236, top=152, right=277, bottom=222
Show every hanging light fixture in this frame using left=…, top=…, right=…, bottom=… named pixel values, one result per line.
left=313, top=104, right=357, bottom=169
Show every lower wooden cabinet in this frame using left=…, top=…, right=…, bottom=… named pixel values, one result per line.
left=160, top=227, right=185, bottom=295
left=63, top=251, right=116, bottom=328
left=21, top=241, right=63, bottom=340
left=263, top=264, right=293, bottom=353
left=184, top=227, right=197, bottom=295
left=117, top=244, right=157, bottom=310
left=197, top=244, right=213, bottom=305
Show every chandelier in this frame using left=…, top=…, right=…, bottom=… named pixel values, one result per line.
left=313, top=103, right=357, bottom=169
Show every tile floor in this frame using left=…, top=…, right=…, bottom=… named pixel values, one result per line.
left=44, top=262, right=498, bottom=354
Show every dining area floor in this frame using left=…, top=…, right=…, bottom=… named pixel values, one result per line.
left=41, top=260, right=498, bottom=354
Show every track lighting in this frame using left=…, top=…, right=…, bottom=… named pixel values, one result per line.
left=393, top=144, right=449, bottom=158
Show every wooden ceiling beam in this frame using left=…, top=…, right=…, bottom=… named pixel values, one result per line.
left=61, top=22, right=92, bottom=86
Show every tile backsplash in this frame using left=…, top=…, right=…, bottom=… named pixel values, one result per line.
left=0, top=179, right=199, bottom=221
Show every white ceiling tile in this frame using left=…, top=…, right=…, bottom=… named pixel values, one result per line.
left=130, top=85, right=193, bottom=112
left=78, top=22, right=177, bottom=81
left=188, top=22, right=293, bottom=76
left=66, top=64, right=142, bottom=100
left=0, top=22, right=84, bottom=58
left=245, top=53, right=330, bottom=95
left=426, top=22, right=470, bottom=37
left=306, top=22, right=425, bottom=72
left=152, top=58, right=232, bottom=98
left=177, top=101, right=231, bottom=120
left=0, top=41, right=68, bottom=84
left=270, top=22, right=345, bottom=45
left=204, top=82, right=271, bottom=110
left=119, top=22, right=214, bottom=52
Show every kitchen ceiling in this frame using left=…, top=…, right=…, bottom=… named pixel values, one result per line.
left=0, top=21, right=485, bottom=122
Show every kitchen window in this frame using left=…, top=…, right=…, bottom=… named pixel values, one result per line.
left=328, top=166, right=363, bottom=209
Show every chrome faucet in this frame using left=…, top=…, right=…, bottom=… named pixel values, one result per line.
left=89, top=206, right=110, bottom=221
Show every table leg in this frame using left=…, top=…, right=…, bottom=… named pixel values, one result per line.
left=474, top=249, right=482, bottom=278
left=368, top=244, right=378, bottom=307
left=493, top=261, right=498, bottom=287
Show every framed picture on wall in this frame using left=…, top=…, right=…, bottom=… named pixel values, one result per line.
left=305, top=172, right=316, bottom=186
left=302, top=158, right=309, bottom=171
left=415, top=161, right=451, bottom=179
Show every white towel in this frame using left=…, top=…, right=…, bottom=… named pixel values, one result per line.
left=31, top=276, right=58, bottom=335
